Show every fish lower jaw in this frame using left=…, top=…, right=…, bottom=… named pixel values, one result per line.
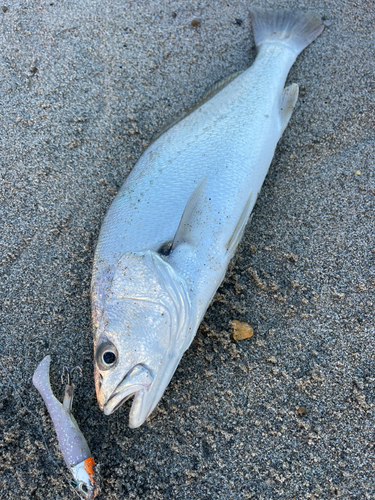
left=102, top=363, right=154, bottom=417
left=103, top=394, right=133, bottom=416
left=103, top=385, right=145, bottom=416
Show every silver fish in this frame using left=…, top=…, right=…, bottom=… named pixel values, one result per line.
left=33, top=356, right=99, bottom=499
left=91, top=8, right=324, bottom=428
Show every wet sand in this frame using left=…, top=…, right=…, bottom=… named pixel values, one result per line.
left=1, top=1, right=374, bottom=498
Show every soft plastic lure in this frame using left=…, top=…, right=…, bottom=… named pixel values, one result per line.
left=33, top=356, right=99, bottom=499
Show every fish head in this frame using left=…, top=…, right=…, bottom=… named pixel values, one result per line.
left=93, top=250, right=193, bottom=428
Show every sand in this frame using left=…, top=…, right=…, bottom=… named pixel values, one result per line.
left=0, top=0, right=374, bottom=499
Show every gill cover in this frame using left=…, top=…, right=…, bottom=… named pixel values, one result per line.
left=95, top=250, right=194, bottom=428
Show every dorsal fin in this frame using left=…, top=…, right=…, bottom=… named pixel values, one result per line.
left=171, top=178, right=207, bottom=251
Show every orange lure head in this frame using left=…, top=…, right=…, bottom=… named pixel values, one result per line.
left=70, top=457, right=100, bottom=499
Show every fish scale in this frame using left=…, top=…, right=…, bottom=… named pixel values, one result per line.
left=91, top=8, right=324, bottom=429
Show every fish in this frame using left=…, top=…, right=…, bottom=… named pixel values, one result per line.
left=33, top=356, right=99, bottom=499
left=91, top=8, right=324, bottom=428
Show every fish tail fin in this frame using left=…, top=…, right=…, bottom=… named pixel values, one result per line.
left=249, top=8, right=324, bottom=56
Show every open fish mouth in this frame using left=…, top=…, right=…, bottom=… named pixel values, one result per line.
left=103, top=364, right=153, bottom=417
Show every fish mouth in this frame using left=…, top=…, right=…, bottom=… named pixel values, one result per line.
left=103, top=364, right=153, bottom=420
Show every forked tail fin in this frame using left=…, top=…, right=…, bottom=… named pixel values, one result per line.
left=249, top=8, right=324, bottom=56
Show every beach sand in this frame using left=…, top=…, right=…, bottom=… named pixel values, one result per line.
left=1, top=1, right=374, bottom=498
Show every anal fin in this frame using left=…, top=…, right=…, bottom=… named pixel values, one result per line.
left=280, top=83, right=299, bottom=133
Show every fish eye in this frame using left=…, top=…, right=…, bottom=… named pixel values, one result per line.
left=96, top=341, right=118, bottom=370
left=103, top=351, right=116, bottom=365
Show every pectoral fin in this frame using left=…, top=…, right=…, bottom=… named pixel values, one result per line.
left=280, top=83, right=299, bottom=133
left=171, top=178, right=207, bottom=251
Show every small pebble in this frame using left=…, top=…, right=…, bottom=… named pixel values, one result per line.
left=355, top=170, right=361, bottom=176
left=191, top=18, right=201, bottom=27
left=231, top=320, right=254, bottom=341
left=297, top=406, right=307, bottom=415
left=235, top=19, right=243, bottom=26
left=2, top=5, right=8, bottom=12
